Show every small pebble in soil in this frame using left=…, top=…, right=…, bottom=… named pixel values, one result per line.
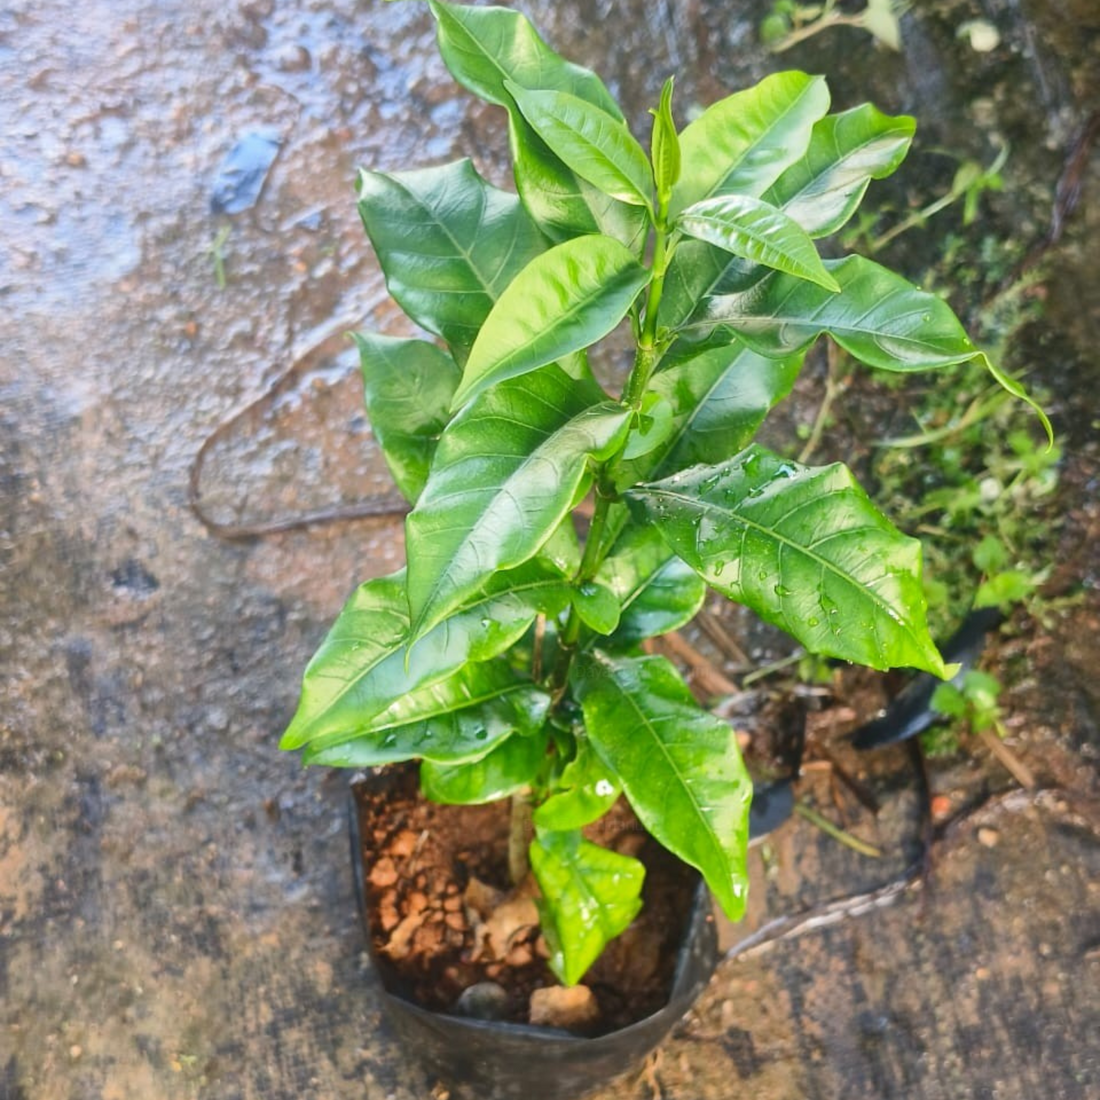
left=454, top=981, right=510, bottom=1021
left=529, top=985, right=600, bottom=1031
left=368, top=858, right=398, bottom=888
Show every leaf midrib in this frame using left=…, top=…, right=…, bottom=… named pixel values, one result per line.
left=638, top=483, right=919, bottom=632
left=411, top=407, right=622, bottom=636
left=697, top=78, right=825, bottom=204
left=385, top=172, right=497, bottom=299
left=464, top=252, right=646, bottom=391
left=594, top=658, right=730, bottom=886
left=301, top=577, right=555, bottom=741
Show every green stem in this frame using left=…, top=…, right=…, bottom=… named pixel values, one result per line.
left=553, top=489, right=613, bottom=680
left=549, top=219, right=670, bottom=693
left=622, top=226, right=669, bottom=409
left=794, top=802, right=882, bottom=858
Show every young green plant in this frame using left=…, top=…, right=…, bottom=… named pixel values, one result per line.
left=281, top=0, right=1034, bottom=989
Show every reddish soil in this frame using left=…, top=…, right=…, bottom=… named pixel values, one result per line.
left=352, top=766, right=698, bottom=1036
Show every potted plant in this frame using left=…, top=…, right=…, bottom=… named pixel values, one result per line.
left=280, top=0, right=1044, bottom=1092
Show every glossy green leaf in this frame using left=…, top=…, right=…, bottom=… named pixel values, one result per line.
left=357, top=159, right=546, bottom=363
left=659, top=103, right=914, bottom=334
left=280, top=563, right=570, bottom=752
left=407, top=364, right=631, bottom=641
left=671, top=71, right=829, bottom=218
left=650, top=76, right=680, bottom=208
left=353, top=333, right=460, bottom=502
left=597, top=524, right=706, bottom=645
left=763, top=104, right=916, bottom=238
left=573, top=651, right=751, bottom=919
left=571, top=581, right=621, bottom=634
left=532, top=738, right=621, bottom=831
left=628, top=445, right=948, bottom=675
left=429, top=0, right=623, bottom=115
left=657, top=237, right=759, bottom=338
left=676, top=194, right=840, bottom=291
left=421, top=725, right=549, bottom=805
left=453, top=234, right=650, bottom=408
left=510, top=126, right=651, bottom=250
left=429, top=0, right=648, bottom=249
left=507, top=83, right=654, bottom=209
left=614, top=342, right=804, bottom=485
left=530, top=829, right=645, bottom=985
left=698, top=256, right=983, bottom=372
left=303, top=660, right=551, bottom=767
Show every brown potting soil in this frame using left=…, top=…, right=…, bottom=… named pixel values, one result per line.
left=352, top=767, right=699, bottom=1036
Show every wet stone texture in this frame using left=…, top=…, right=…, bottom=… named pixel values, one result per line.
left=1, top=1, right=1098, bottom=1098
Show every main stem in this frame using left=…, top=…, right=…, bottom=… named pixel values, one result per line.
left=549, top=223, right=671, bottom=692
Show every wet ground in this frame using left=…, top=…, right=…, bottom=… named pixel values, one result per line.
left=1, top=0, right=1098, bottom=1097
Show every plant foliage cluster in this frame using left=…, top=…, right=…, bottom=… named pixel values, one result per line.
left=282, top=0, right=1025, bottom=986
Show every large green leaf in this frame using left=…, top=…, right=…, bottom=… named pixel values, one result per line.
left=421, top=725, right=549, bottom=805
left=697, top=255, right=983, bottom=371
left=532, top=737, right=620, bottom=831
left=507, top=83, right=654, bottom=209
left=280, top=563, right=569, bottom=752
left=429, top=0, right=623, bottom=115
left=675, top=195, right=840, bottom=292
left=452, top=235, right=649, bottom=409
left=353, top=333, right=460, bottom=502
left=303, top=660, right=550, bottom=766
left=670, top=71, right=829, bottom=218
left=429, top=0, right=648, bottom=249
left=407, top=364, right=631, bottom=642
left=628, top=445, right=947, bottom=675
left=510, top=125, right=651, bottom=250
left=659, top=103, right=914, bottom=334
left=596, top=525, right=705, bottom=645
left=530, top=829, right=645, bottom=985
left=614, top=342, right=804, bottom=485
left=573, top=652, right=751, bottom=919
left=357, top=159, right=546, bottom=363
left=762, top=104, right=916, bottom=238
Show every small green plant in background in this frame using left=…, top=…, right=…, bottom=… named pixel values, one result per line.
left=840, top=144, right=1008, bottom=255
left=281, top=0, right=1040, bottom=988
left=761, top=0, right=909, bottom=53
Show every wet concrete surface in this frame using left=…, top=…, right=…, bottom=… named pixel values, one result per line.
left=1, top=0, right=1098, bottom=1097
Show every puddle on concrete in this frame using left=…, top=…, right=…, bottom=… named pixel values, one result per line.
left=1, top=0, right=1097, bottom=1097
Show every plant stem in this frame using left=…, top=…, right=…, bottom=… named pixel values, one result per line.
left=549, top=220, right=669, bottom=693
left=770, top=10, right=864, bottom=53
left=798, top=341, right=845, bottom=464
left=794, top=801, right=883, bottom=858
left=977, top=722, right=1036, bottom=790
left=622, top=226, right=669, bottom=409
left=551, top=489, right=613, bottom=685
left=508, top=790, right=533, bottom=885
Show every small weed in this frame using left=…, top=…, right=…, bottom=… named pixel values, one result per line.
left=761, top=0, right=909, bottom=53
left=207, top=225, right=231, bottom=290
